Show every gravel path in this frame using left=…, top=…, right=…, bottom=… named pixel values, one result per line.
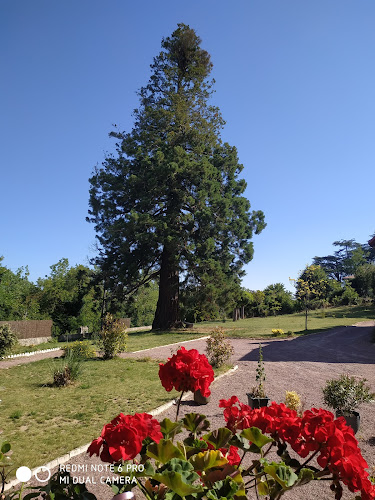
left=7, top=321, right=375, bottom=499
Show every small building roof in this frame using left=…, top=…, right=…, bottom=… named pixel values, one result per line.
left=369, top=236, right=375, bottom=248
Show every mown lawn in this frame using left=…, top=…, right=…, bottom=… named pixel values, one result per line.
left=0, top=357, right=178, bottom=471
left=193, top=305, right=375, bottom=338
left=0, top=356, right=229, bottom=473
left=9, top=331, right=205, bottom=355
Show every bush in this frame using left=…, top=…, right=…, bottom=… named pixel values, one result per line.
left=0, top=323, right=18, bottom=358
left=52, top=352, right=83, bottom=387
left=99, top=314, right=127, bottom=359
left=285, top=390, right=302, bottom=414
left=323, top=374, right=375, bottom=415
left=205, top=327, right=234, bottom=367
left=64, top=341, right=96, bottom=359
left=271, top=328, right=284, bottom=336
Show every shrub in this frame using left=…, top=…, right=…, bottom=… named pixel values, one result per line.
left=323, top=374, right=375, bottom=415
left=271, top=328, right=284, bottom=336
left=64, top=341, right=96, bottom=359
left=52, top=353, right=83, bottom=387
left=0, top=323, right=18, bottom=358
left=99, top=314, right=127, bottom=359
left=285, top=390, right=302, bottom=413
left=205, top=327, right=234, bottom=367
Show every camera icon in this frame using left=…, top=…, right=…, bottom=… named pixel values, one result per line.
left=16, top=466, right=51, bottom=483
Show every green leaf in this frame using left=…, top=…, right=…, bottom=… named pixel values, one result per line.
left=189, top=450, right=228, bottom=471
left=240, top=427, right=273, bottom=449
left=202, top=427, right=233, bottom=449
left=153, top=458, right=203, bottom=496
left=229, top=434, right=251, bottom=451
left=257, top=480, right=269, bottom=496
left=1, top=441, right=11, bottom=454
left=297, top=467, right=315, bottom=485
left=262, top=460, right=298, bottom=489
left=182, top=413, right=210, bottom=435
left=205, top=477, right=240, bottom=500
left=147, top=439, right=184, bottom=463
left=159, top=418, right=183, bottom=439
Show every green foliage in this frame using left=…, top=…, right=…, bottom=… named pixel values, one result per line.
left=87, top=24, right=265, bottom=330
left=64, top=341, right=96, bottom=359
left=99, top=313, right=127, bottom=359
left=323, top=374, right=375, bottom=415
left=205, top=327, right=234, bottom=367
left=351, top=264, right=375, bottom=299
left=295, top=265, right=329, bottom=303
left=0, top=257, right=42, bottom=321
left=37, top=259, right=101, bottom=335
left=119, top=281, right=158, bottom=327
left=0, top=323, right=18, bottom=358
left=52, top=352, right=83, bottom=387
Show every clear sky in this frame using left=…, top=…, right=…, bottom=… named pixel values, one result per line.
left=1, top=0, right=374, bottom=292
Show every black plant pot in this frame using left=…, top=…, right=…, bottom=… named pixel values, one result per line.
left=247, top=393, right=270, bottom=409
left=335, top=410, right=360, bottom=434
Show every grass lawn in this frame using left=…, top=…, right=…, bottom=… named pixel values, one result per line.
left=192, top=305, right=375, bottom=338
left=1, top=357, right=178, bottom=472
left=0, top=356, right=228, bottom=473
left=9, top=331, right=205, bottom=356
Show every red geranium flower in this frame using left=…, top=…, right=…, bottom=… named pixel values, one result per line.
left=88, top=412, right=163, bottom=463
left=159, top=347, right=214, bottom=397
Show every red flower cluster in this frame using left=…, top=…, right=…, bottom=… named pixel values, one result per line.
left=220, top=397, right=375, bottom=500
left=87, top=412, right=163, bottom=463
left=159, top=347, right=214, bottom=397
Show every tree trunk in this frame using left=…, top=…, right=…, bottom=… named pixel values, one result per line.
left=152, top=245, right=180, bottom=330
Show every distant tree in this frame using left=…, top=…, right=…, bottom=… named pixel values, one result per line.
left=0, top=257, right=41, bottom=320
left=87, top=24, right=265, bottom=330
left=351, top=264, right=375, bottom=299
left=118, top=281, right=159, bottom=327
left=263, top=283, right=295, bottom=316
left=294, top=265, right=329, bottom=330
left=38, top=259, right=101, bottom=334
left=313, top=239, right=369, bottom=282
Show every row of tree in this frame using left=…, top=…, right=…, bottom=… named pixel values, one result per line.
left=1, top=235, right=374, bottom=334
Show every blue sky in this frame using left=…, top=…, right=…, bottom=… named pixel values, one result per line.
left=1, top=1, right=374, bottom=292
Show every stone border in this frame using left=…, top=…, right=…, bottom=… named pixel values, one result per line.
left=4, top=364, right=238, bottom=492
left=3, top=347, right=61, bottom=359
left=132, top=335, right=210, bottom=353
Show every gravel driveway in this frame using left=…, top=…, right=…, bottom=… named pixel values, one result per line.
left=9, top=321, right=375, bottom=499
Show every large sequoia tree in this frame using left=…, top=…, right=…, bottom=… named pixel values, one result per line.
left=88, top=24, right=265, bottom=329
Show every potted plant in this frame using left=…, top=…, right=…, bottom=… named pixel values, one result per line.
left=322, top=374, right=374, bottom=434
left=247, top=344, right=269, bottom=408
